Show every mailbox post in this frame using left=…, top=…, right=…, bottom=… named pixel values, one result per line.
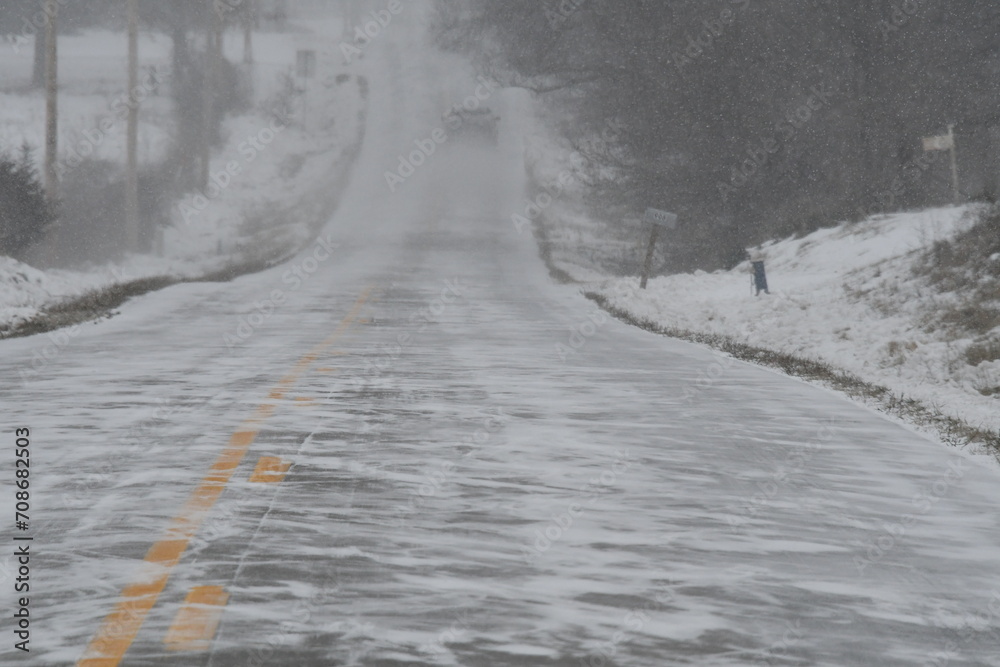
left=640, top=208, right=677, bottom=289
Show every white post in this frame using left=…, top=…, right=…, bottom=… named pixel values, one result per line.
left=302, top=74, right=309, bottom=133
left=639, top=225, right=659, bottom=290
left=948, top=123, right=960, bottom=204
left=243, top=0, right=255, bottom=65
left=201, top=1, right=222, bottom=190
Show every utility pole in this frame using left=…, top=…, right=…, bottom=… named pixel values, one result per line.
left=343, top=0, right=357, bottom=39
left=125, top=0, right=140, bottom=251
left=639, top=225, right=659, bottom=290
left=44, top=0, right=58, bottom=203
left=200, top=1, right=222, bottom=190
left=638, top=209, right=677, bottom=290
left=243, top=0, right=255, bottom=65
left=32, top=16, right=46, bottom=88
left=947, top=123, right=960, bottom=204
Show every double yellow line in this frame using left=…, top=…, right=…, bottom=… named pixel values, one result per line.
left=78, top=289, right=372, bottom=666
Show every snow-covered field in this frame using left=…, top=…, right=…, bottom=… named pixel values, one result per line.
left=0, top=31, right=173, bottom=166
left=0, top=17, right=366, bottom=335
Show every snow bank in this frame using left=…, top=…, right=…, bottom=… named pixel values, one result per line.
left=590, top=205, right=1000, bottom=442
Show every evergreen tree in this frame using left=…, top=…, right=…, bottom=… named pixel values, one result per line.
left=0, top=147, right=57, bottom=258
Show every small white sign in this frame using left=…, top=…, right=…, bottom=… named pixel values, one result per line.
left=923, top=134, right=954, bottom=151
left=644, top=208, right=677, bottom=229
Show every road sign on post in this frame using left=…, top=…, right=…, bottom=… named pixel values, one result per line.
left=640, top=208, right=677, bottom=289
left=921, top=134, right=952, bottom=152
left=644, top=208, right=678, bottom=229
left=923, top=124, right=960, bottom=204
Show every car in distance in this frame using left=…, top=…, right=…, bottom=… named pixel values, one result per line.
left=443, top=105, right=500, bottom=144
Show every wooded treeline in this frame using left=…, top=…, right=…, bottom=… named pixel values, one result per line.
left=434, top=0, right=1000, bottom=268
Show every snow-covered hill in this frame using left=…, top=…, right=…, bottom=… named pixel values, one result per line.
left=586, top=205, right=1000, bottom=450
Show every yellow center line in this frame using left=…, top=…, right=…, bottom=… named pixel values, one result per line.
left=163, top=586, right=230, bottom=652
left=77, top=288, right=372, bottom=667
left=249, top=456, right=293, bottom=483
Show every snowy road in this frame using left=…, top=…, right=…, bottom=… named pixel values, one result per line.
left=4, top=14, right=1000, bottom=667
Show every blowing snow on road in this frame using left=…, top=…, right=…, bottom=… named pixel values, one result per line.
left=2, top=3, right=1000, bottom=667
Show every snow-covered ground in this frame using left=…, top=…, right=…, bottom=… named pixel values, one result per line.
left=6, top=13, right=1000, bottom=663
left=0, top=17, right=366, bottom=336
left=5, top=7, right=1000, bottom=665
left=521, top=105, right=999, bottom=454
left=549, top=204, right=1000, bottom=452
left=0, top=258, right=108, bottom=335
